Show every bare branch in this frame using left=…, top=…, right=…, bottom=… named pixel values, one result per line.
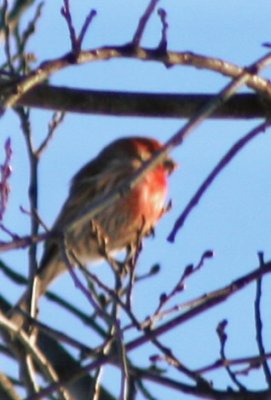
left=23, top=259, right=271, bottom=400
left=255, top=252, right=271, bottom=386
left=0, top=0, right=36, bottom=37
left=147, top=250, right=214, bottom=326
left=61, top=0, right=96, bottom=55
left=78, top=9, right=97, bottom=48
left=0, top=231, right=49, bottom=252
left=157, top=8, right=168, bottom=51
left=3, top=3, right=271, bottom=399
left=0, top=372, right=21, bottom=400
left=0, top=314, right=70, bottom=400
left=216, top=320, right=246, bottom=389
left=132, top=0, right=160, bottom=46
left=126, top=261, right=271, bottom=353
left=36, top=111, right=65, bottom=157
left=115, top=319, right=129, bottom=400
left=2, top=0, right=15, bottom=74
left=195, top=353, right=271, bottom=375
left=2, top=45, right=271, bottom=110
left=61, top=0, right=77, bottom=51
left=14, top=85, right=271, bottom=119
left=150, top=338, right=209, bottom=387
left=168, top=119, right=271, bottom=242
left=13, top=308, right=93, bottom=355
left=59, top=233, right=113, bottom=322
left=0, top=138, right=12, bottom=221
left=15, top=1, right=44, bottom=70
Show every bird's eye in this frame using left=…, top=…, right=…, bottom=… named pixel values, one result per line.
left=138, top=151, right=149, bottom=162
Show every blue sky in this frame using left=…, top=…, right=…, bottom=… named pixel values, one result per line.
left=1, top=1, right=271, bottom=398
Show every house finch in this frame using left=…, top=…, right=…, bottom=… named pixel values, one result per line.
left=12, top=136, right=176, bottom=326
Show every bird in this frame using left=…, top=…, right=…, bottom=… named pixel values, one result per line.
left=11, top=136, right=176, bottom=328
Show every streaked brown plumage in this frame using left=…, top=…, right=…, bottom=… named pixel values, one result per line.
left=11, top=136, right=176, bottom=326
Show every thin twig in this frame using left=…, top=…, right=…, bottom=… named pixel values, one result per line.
left=15, top=308, right=94, bottom=355
left=79, top=267, right=141, bottom=333
left=61, top=0, right=96, bottom=55
left=167, top=52, right=271, bottom=241
left=59, top=234, right=112, bottom=321
left=135, top=263, right=160, bottom=282
left=20, top=205, right=49, bottom=232
left=125, top=230, right=143, bottom=310
left=2, top=0, right=15, bottom=74
left=216, top=320, right=246, bottom=389
left=0, top=372, right=21, bottom=400
left=78, top=9, right=97, bottom=48
left=0, top=138, right=12, bottom=221
left=126, top=260, right=271, bottom=353
left=0, top=313, right=70, bottom=400
left=27, top=259, right=271, bottom=400
left=15, top=107, right=39, bottom=331
left=195, top=353, right=271, bottom=375
left=132, top=0, right=160, bottom=46
left=14, top=1, right=44, bottom=72
left=24, top=353, right=40, bottom=394
left=157, top=8, right=168, bottom=51
left=168, top=118, right=271, bottom=241
left=91, top=367, right=103, bottom=400
left=0, top=258, right=108, bottom=336
left=255, top=252, right=271, bottom=386
left=36, top=111, right=65, bottom=156
left=115, top=319, right=129, bottom=400
left=151, top=250, right=214, bottom=321
left=61, top=0, right=77, bottom=51
left=45, top=291, right=107, bottom=337
left=0, top=0, right=35, bottom=36
left=0, top=231, right=51, bottom=252
left=150, top=338, right=209, bottom=387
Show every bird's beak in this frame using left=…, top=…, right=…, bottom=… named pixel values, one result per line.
left=164, top=157, right=179, bottom=175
